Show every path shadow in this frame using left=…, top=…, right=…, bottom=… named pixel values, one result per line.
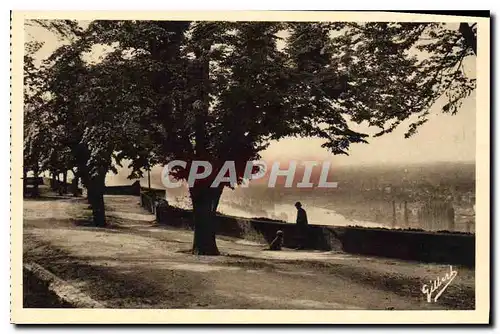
left=24, top=241, right=213, bottom=308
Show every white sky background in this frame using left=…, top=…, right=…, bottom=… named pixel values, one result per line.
left=25, top=21, right=476, bottom=167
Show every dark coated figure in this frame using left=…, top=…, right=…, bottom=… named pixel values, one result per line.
left=295, top=202, right=308, bottom=249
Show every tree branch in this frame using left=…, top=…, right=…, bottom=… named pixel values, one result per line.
left=459, top=23, right=477, bottom=56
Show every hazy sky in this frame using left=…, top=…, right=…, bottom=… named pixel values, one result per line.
left=262, top=96, right=475, bottom=165
left=26, top=21, right=476, bottom=168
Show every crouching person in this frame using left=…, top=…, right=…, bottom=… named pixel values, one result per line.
left=264, top=230, right=284, bottom=251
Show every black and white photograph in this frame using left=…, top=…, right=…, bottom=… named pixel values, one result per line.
left=10, top=10, right=490, bottom=324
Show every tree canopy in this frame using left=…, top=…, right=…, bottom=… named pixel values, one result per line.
left=24, top=20, right=477, bottom=254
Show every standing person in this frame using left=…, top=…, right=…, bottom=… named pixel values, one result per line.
left=295, top=202, right=308, bottom=249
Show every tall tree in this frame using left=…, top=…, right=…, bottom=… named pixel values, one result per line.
left=27, top=20, right=476, bottom=252
left=84, top=21, right=363, bottom=254
left=41, top=38, right=162, bottom=225
left=27, top=20, right=173, bottom=225
left=23, top=41, right=47, bottom=196
left=328, top=22, right=476, bottom=138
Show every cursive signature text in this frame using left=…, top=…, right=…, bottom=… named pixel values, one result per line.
left=421, top=265, right=458, bottom=303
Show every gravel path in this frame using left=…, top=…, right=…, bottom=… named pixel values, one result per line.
left=23, top=195, right=475, bottom=309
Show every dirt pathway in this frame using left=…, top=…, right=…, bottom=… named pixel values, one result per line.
left=23, top=195, right=475, bottom=309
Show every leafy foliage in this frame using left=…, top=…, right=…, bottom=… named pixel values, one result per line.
left=24, top=19, right=476, bottom=236
left=329, top=22, right=476, bottom=138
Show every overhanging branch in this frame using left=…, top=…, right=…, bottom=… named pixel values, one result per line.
left=459, top=23, right=477, bottom=56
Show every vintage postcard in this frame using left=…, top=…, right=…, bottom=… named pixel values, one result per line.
left=10, top=11, right=490, bottom=324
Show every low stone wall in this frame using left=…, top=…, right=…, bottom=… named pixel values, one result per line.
left=338, top=227, right=474, bottom=267
left=140, top=187, right=165, bottom=198
left=140, top=192, right=475, bottom=267
left=23, top=263, right=104, bottom=308
left=104, top=181, right=141, bottom=196
left=24, top=177, right=44, bottom=186
left=24, top=177, right=82, bottom=196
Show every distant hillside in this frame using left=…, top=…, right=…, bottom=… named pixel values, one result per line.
left=105, top=161, right=475, bottom=200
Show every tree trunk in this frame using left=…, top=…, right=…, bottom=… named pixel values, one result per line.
left=147, top=168, right=151, bottom=190
left=57, top=172, right=63, bottom=196
left=51, top=171, right=57, bottom=190
left=62, top=171, right=68, bottom=194
left=190, top=187, right=223, bottom=255
left=32, top=165, right=40, bottom=197
left=88, top=175, right=106, bottom=227
left=71, top=173, right=80, bottom=197
left=23, top=167, right=27, bottom=197
left=459, top=23, right=477, bottom=56
left=84, top=170, right=93, bottom=205
left=189, top=44, right=221, bottom=255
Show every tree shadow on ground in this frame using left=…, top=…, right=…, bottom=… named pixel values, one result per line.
left=73, top=218, right=128, bottom=231
left=220, top=258, right=278, bottom=271
left=24, top=195, right=84, bottom=202
left=279, top=259, right=475, bottom=310
left=23, top=269, right=75, bottom=308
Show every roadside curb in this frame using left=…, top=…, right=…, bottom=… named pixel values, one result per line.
left=24, top=262, right=105, bottom=308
